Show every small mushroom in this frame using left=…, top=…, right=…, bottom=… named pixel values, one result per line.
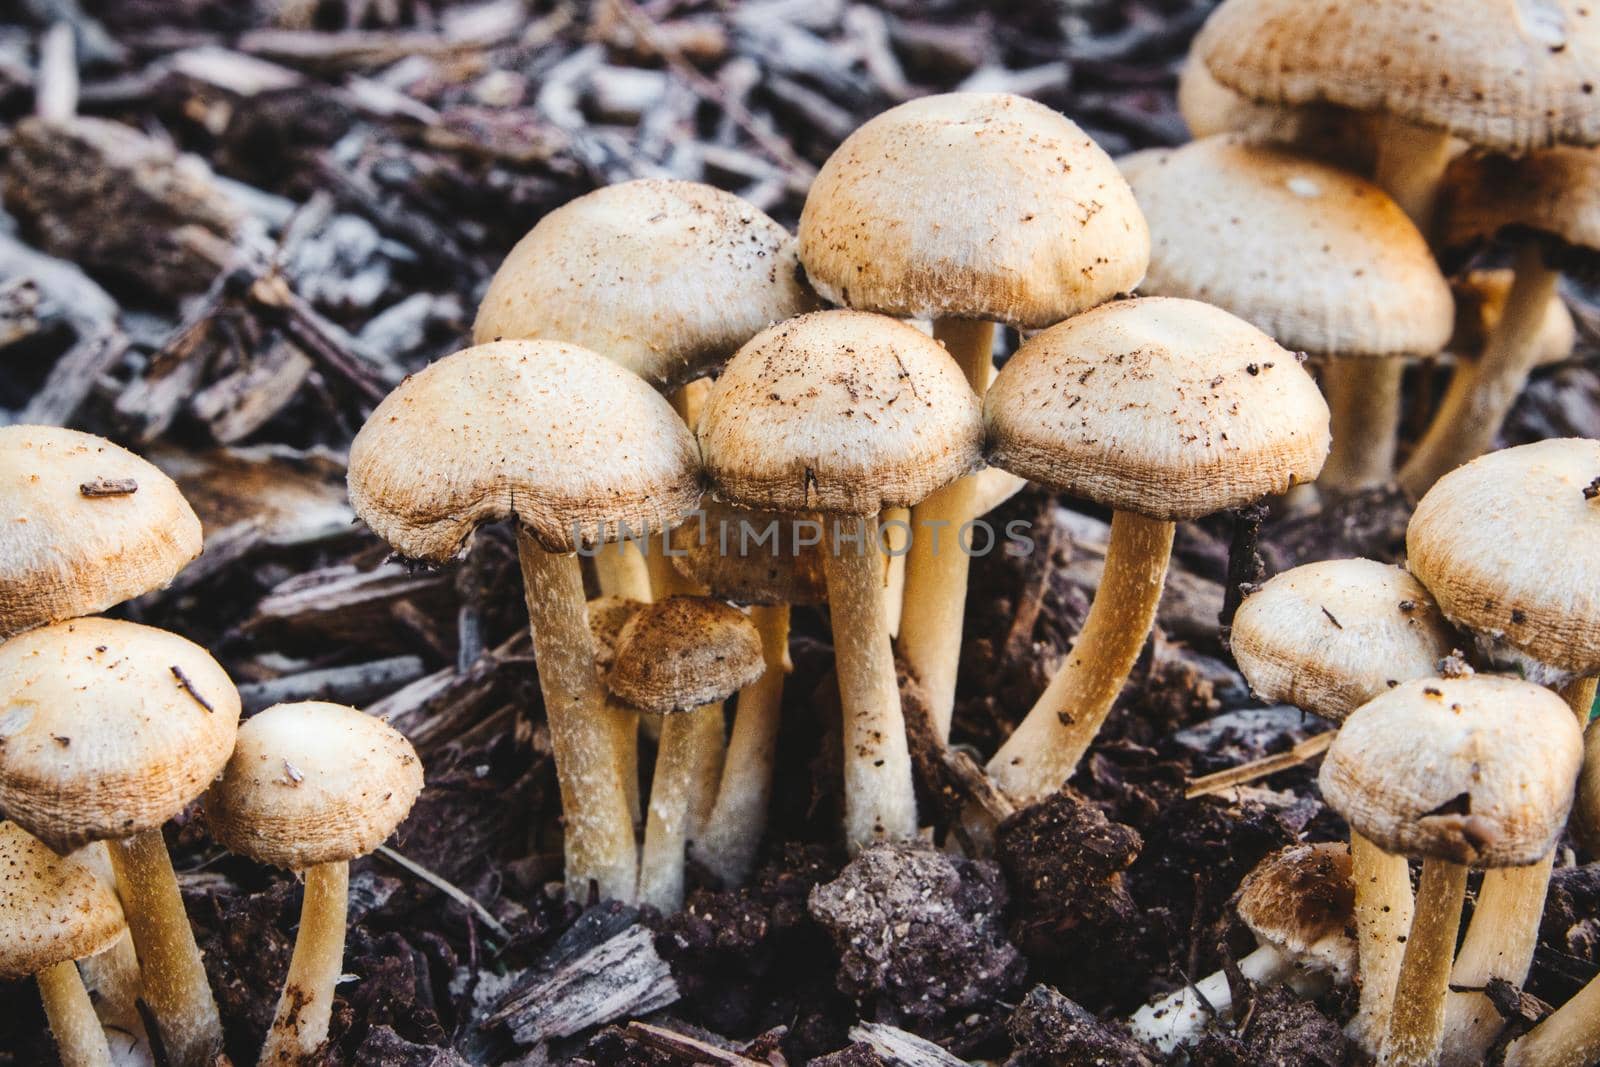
left=1130, top=842, right=1356, bottom=1052
left=0, top=618, right=240, bottom=1067
left=608, top=598, right=764, bottom=911
left=205, top=701, right=423, bottom=1065
left=1319, top=676, right=1583, bottom=1067
left=0, top=822, right=126, bottom=1067
left=983, top=297, right=1329, bottom=805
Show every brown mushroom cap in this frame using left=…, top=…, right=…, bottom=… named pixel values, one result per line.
left=697, top=310, right=984, bottom=516
left=1195, top=0, right=1600, bottom=153
left=1407, top=438, right=1600, bottom=676
left=1319, top=676, right=1583, bottom=867
left=608, top=597, right=765, bottom=713
left=1232, top=559, right=1458, bottom=722
left=668, top=500, right=828, bottom=606
left=798, top=92, right=1149, bottom=328
left=0, top=425, right=202, bottom=639
left=0, top=822, right=125, bottom=980
left=1122, top=139, right=1453, bottom=358
left=1438, top=146, right=1600, bottom=256
left=1449, top=269, right=1576, bottom=368
left=1237, top=841, right=1357, bottom=981
left=205, top=701, right=423, bottom=870
left=588, top=595, right=646, bottom=671
left=0, top=617, right=242, bottom=854
left=347, top=340, right=704, bottom=560
left=984, top=296, right=1330, bottom=520
left=473, top=180, right=819, bottom=390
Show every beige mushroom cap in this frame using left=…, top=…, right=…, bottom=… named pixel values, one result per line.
left=1195, top=0, right=1600, bottom=153
left=698, top=310, right=984, bottom=515
left=1232, top=559, right=1458, bottom=722
left=1237, top=842, right=1357, bottom=982
left=608, top=597, right=764, bottom=714
left=1439, top=146, right=1600, bottom=255
left=668, top=501, right=828, bottom=606
left=984, top=297, right=1330, bottom=520
left=205, top=701, right=423, bottom=870
left=473, top=180, right=820, bottom=390
left=798, top=92, right=1149, bottom=328
left=0, top=617, right=241, bottom=854
left=1449, top=269, right=1576, bottom=368
left=1122, top=139, right=1453, bottom=358
left=588, top=595, right=646, bottom=671
left=1407, top=438, right=1600, bottom=676
left=1319, top=676, right=1583, bottom=867
left=0, top=425, right=202, bottom=639
left=348, top=340, right=704, bottom=560
left=0, top=822, right=125, bottom=980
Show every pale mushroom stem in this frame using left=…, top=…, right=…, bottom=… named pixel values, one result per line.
left=1383, top=857, right=1469, bottom=1067
left=1503, top=960, right=1600, bottom=1067
left=638, top=706, right=715, bottom=911
left=517, top=529, right=639, bottom=902
left=881, top=509, right=909, bottom=637
left=259, top=862, right=348, bottom=1066
left=1438, top=676, right=1600, bottom=1067
left=824, top=512, right=918, bottom=850
left=900, top=318, right=994, bottom=740
left=694, top=605, right=790, bottom=886
left=36, top=959, right=113, bottom=1067
left=1347, top=832, right=1416, bottom=1055
left=593, top=539, right=653, bottom=600
left=72, top=842, right=152, bottom=1054
left=1400, top=244, right=1560, bottom=496
left=1130, top=943, right=1297, bottom=1053
left=1320, top=360, right=1403, bottom=493
left=1373, top=116, right=1454, bottom=232
left=685, top=701, right=726, bottom=840
left=986, top=511, right=1174, bottom=805
left=105, top=830, right=223, bottom=1067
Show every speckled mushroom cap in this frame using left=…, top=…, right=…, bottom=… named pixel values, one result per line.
left=587, top=595, right=646, bottom=671
left=1121, top=139, right=1453, bottom=358
left=668, top=500, right=828, bottom=606
left=1438, top=147, right=1600, bottom=256
left=0, top=822, right=124, bottom=980
left=1319, top=676, right=1583, bottom=867
left=1407, top=438, right=1600, bottom=676
left=608, top=597, right=765, bottom=714
left=1232, top=559, right=1458, bottom=722
left=1176, top=61, right=1377, bottom=169
left=1194, top=0, right=1600, bottom=153
left=0, top=617, right=241, bottom=854
left=1449, top=269, right=1576, bottom=367
left=984, top=297, right=1330, bottom=520
left=1237, top=842, right=1357, bottom=982
left=698, top=310, right=984, bottom=515
left=205, top=701, right=423, bottom=870
left=473, top=180, right=820, bottom=390
left=0, top=425, right=202, bottom=639
left=348, top=340, right=704, bottom=560
left=797, top=92, right=1149, bottom=328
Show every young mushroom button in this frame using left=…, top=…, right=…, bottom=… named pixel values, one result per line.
left=982, top=297, right=1329, bottom=806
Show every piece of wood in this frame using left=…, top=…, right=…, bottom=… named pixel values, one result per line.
left=1185, top=731, right=1335, bottom=799
left=847, top=1023, right=970, bottom=1066
left=624, top=1022, right=768, bottom=1066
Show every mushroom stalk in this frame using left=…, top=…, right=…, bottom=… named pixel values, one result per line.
left=36, top=959, right=114, bottom=1067
left=986, top=511, right=1173, bottom=805
left=1383, top=857, right=1468, bottom=1067
left=824, top=513, right=918, bottom=849
left=638, top=705, right=716, bottom=911
left=693, top=605, right=790, bottom=887
left=1401, top=245, right=1559, bottom=496
left=882, top=509, right=909, bottom=637
left=1348, top=832, right=1416, bottom=1053
left=1320, top=361, right=1403, bottom=493
left=259, top=862, right=347, bottom=1065
left=684, top=702, right=725, bottom=840
left=1503, top=962, right=1600, bottom=1067
left=518, top=529, right=639, bottom=902
left=1129, top=943, right=1299, bottom=1052
left=1372, top=117, right=1453, bottom=233
left=900, top=318, right=994, bottom=739
left=105, top=830, right=223, bottom=1067
left=593, top=539, right=653, bottom=600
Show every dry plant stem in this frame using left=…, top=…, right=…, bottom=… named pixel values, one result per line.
left=1383, top=858, right=1468, bottom=1067
left=694, top=604, right=790, bottom=886
left=901, top=318, right=994, bottom=740
left=1348, top=832, right=1416, bottom=1055
left=105, top=830, right=222, bottom=1067
left=518, top=529, right=639, bottom=903
left=1440, top=676, right=1600, bottom=1065
left=986, top=511, right=1174, bottom=805
left=1401, top=247, right=1562, bottom=497
left=638, top=707, right=714, bottom=911
left=1373, top=116, right=1454, bottom=233
left=881, top=508, right=909, bottom=637
left=36, top=959, right=112, bottom=1067
left=260, top=862, right=347, bottom=1066
left=824, top=513, right=918, bottom=849
left=1320, top=360, right=1403, bottom=493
